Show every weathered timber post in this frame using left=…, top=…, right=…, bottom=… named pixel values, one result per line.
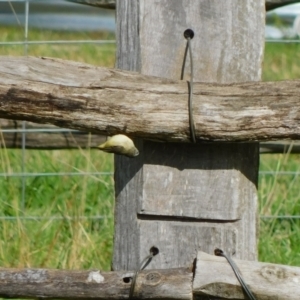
left=113, top=0, right=265, bottom=271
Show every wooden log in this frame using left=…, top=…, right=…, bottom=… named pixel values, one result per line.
left=194, top=251, right=300, bottom=300
left=0, top=267, right=192, bottom=299
left=112, top=0, right=264, bottom=278
left=0, top=119, right=105, bottom=149
left=1, top=120, right=300, bottom=153
left=260, top=141, right=300, bottom=153
left=66, top=0, right=116, bottom=9
left=1, top=252, right=300, bottom=300
left=266, top=0, right=300, bottom=10
left=1, top=56, right=300, bottom=143
left=65, top=0, right=300, bottom=11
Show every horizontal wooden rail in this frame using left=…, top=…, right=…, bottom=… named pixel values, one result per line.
left=0, top=251, right=300, bottom=299
left=1, top=119, right=300, bottom=153
left=0, top=56, right=300, bottom=143
left=0, top=267, right=192, bottom=299
left=194, top=251, right=300, bottom=300
left=0, top=120, right=105, bottom=149
left=1, top=120, right=300, bottom=153
left=66, top=0, right=300, bottom=11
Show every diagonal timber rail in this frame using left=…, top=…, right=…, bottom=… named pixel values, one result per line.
left=0, top=56, right=299, bottom=143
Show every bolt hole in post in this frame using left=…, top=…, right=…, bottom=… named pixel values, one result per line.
left=183, top=28, right=194, bottom=39
left=122, top=247, right=159, bottom=284
left=149, top=246, right=159, bottom=256
left=123, top=277, right=131, bottom=283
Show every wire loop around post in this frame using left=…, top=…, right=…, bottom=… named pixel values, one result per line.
left=181, top=29, right=196, bottom=143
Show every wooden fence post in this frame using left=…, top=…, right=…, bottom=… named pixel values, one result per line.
left=113, top=0, right=265, bottom=271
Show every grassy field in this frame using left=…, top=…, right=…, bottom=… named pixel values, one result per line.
left=263, top=42, right=300, bottom=81
left=259, top=42, right=300, bottom=265
left=0, top=25, right=300, bottom=273
left=0, top=28, right=116, bottom=67
left=0, top=147, right=114, bottom=270
left=0, top=26, right=116, bottom=271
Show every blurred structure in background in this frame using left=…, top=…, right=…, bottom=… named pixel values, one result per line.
left=266, top=3, right=300, bottom=38
left=0, top=0, right=115, bottom=32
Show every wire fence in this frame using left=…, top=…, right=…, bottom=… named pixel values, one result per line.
left=0, top=0, right=300, bottom=223
left=0, top=0, right=115, bottom=223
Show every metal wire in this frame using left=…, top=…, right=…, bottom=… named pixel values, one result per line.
left=129, top=254, right=154, bottom=299
left=0, top=0, right=115, bottom=223
left=1, top=1, right=299, bottom=224
left=265, top=39, right=300, bottom=43
left=0, top=172, right=113, bottom=177
left=24, top=0, right=29, bottom=54
left=21, top=0, right=29, bottom=212
left=0, top=0, right=37, bottom=1
left=259, top=171, right=300, bottom=176
left=0, top=215, right=109, bottom=220
left=129, top=247, right=159, bottom=299
left=215, top=249, right=257, bottom=300
left=260, top=215, right=300, bottom=219
left=1, top=128, right=79, bottom=133
left=7, top=0, right=22, bottom=26
left=0, top=40, right=115, bottom=46
left=181, top=31, right=196, bottom=143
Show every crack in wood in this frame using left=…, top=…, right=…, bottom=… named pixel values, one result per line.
left=137, top=213, right=240, bottom=223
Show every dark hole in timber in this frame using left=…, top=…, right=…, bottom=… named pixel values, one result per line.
left=123, top=277, right=131, bottom=283
left=150, top=246, right=159, bottom=256
left=183, top=28, right=194, bottom=39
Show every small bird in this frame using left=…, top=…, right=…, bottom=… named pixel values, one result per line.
left=98, top=134, right=139, bottom=158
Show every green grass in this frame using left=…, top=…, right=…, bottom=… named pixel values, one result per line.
left=0, top=23, right=300, bottom=273
left=263, top=42, right=300, bottom=81
left=0, top=147, right=114, bottom=270
left=0, top=26, right=116, bottom=271
left=259, top=152, right=300, bottom=265
left=259, top=41, right=300, bottom=266
left=0, top=26, right=116, bottom=67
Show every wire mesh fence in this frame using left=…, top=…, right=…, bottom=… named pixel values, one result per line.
left=0, top=0, right=300, bottom=268
left=0, top=0, right=115, bottom=219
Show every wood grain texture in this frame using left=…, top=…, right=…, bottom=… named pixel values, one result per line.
left=65, top=0, right=300, bottom=11
left=0, top=267, right=192, bottom=299
left=1, top=252, right=300, bottom=300
left=113, top=0, right=264, bottom=275
left=140, top=141, right=257, bottom=221
left=194, top=251, right=300, bottom=300
left=66, top=0, right=115, bottom=9
left=1, top=119, right=299, bottom=153
left=1, top=57, right=300, bottom=142
left=139, top=2, right=264, bottom=83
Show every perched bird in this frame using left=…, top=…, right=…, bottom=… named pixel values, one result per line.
left=98, top=134, right=139, bottom=158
